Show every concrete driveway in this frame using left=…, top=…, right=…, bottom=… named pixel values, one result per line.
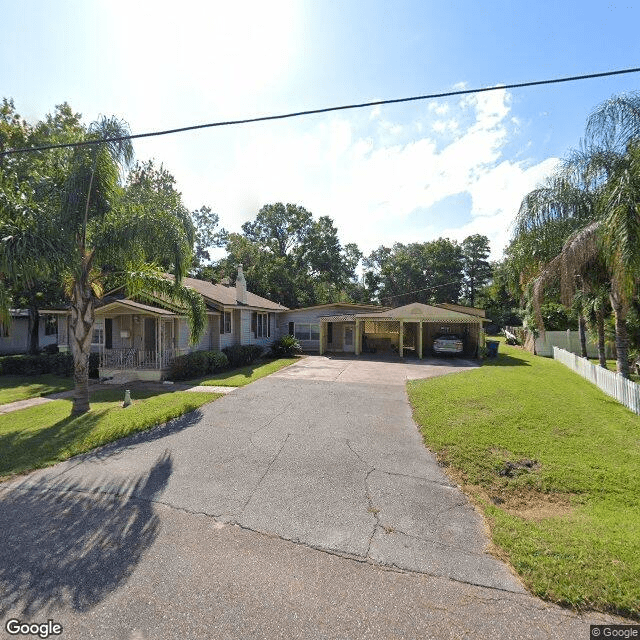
left=0, top=357, right=622, bottom=638
left=271, top=353, right=478, bottom=384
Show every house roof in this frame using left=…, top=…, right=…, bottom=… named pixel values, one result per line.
left=168, top=276, right=288, bottom=311
left=95, top=299, right=178, bottom=317
left=285, top=302, right=388, bottom=313
left=436, top=302, right=486, bottom=318
left=320, top=302, right=485, bottom=323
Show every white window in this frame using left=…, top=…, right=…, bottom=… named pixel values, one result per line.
left=44, top=315, right=57, bottom=336
left=220, top=311, right=232, bottom=334
left=92, top=321, right=104, bottom=346
left=294, top=323, right=320, bottom=341
left=256, top=312, right=270, bottom=338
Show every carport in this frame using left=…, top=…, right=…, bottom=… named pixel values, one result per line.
left=318, top=302, right=485, bottom=359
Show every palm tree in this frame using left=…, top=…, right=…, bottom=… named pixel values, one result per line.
left=514, top=92, right=640, bottom=379
left=1, top=116, right=205, bottom=414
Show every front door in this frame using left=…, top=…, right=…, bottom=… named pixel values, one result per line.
left=144, top=317, right=156, bottom=352
left=343, top=325, right=354, bottom=352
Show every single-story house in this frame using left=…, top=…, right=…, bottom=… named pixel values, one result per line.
left=54, top=266, right=486, bottom=382
left=57, top=266, right=287, bottom=382
left=0, top=309, right=65, bottom=354
left=283, top=301, right=486, bottom=359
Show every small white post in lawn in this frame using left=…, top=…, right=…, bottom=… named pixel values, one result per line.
left=123, top=389, right=132, bottom=408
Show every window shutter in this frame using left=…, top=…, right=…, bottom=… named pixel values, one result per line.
left=219, top=314, right=224, bottom=334
left=288, top=321, right=294, bottom=336
left=267, top=313, right=271, bottom=338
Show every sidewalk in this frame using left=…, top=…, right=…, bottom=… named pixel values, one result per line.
left=0, top=381, right=233, bottom=415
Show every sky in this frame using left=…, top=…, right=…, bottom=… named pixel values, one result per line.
left=2, top=0, right=639, bottom=263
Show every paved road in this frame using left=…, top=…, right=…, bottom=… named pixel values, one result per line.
left=0, top=356, right=625, bottom=638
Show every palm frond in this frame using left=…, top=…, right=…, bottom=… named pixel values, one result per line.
left=122, top=264, right=206, bottom=345
left=585, top=91, right=640, bottom=153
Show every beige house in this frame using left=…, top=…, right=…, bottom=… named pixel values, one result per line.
left=57, top=267, right=287, bottom=382
left=56, top=265, right=486, bottom=382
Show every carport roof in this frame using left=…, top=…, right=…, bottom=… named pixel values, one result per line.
left=319, top=302, right=485, bottom=323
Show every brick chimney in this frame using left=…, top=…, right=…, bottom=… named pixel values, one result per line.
left=235, top=264, right=247, bottom=304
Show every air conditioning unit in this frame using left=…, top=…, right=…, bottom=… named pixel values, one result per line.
left=120, top=330, right=130, bottom=339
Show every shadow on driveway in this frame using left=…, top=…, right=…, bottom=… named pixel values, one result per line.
left=0, top=451, right=172, bottom=616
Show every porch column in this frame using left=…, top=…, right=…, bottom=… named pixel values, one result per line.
left=355, top=320, right=361, bottom=355
left=319, top=322, right=325, bottom=355
left=399, top=320, right=404, bottom=358
left=158, top=318, right=162, bottom=369
left=418, top=321, right=423, bottom=359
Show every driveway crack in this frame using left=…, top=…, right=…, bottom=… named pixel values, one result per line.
left=240, top=433, right=291, bottom=513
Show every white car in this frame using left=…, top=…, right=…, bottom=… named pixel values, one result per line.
left=433, top=334, right=464, bottom=356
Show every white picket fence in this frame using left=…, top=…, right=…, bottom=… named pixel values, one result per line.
left=553, top=347, right=640, bottom=415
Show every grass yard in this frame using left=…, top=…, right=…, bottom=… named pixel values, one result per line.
left=196, top=357, right=299, bottom=387
left=0, top=374, right=74, bottom=405
left=0, top=388, right=220, bottom=480
left=408, top=343, right=640, bottom=619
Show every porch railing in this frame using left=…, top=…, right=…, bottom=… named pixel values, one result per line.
left=99, top=348, right=188, bottom=370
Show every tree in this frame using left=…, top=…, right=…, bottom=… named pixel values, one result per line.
left=219, top=203, right=361, bottom=307
left=461, top=234, right=492, bottom=306
left=364, top=238, right=463, bottom=305
left=0, top=109, right=206, bottom=414
left=512, top=92, right=640, bottom=378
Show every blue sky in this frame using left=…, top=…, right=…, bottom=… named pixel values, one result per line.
left=2, top=1, right=639, bottom=260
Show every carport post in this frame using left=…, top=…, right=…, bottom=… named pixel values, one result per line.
left=319, top=322, right=325, bottom=355
left=418, top=321, right=423, bottom=359
left=399, top=320, right=404, bottom=358
left=354, top=320, right=361, bottom=355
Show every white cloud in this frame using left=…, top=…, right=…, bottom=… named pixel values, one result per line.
left=148, top=86, right=557, bottom=261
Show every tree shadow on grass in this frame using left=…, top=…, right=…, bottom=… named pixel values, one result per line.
left=0, top=451, right=172, bottom=616
left=483, top=353, right=531, bottom=367
left=0, top=403, right=205, bottom=478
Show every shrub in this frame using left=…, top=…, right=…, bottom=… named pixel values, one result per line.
left=222, top=344, right=263, bottom=368
left=168, top=350, right=230, bottom=381
left=168, top=351, right=210, bottom=380
left=206, top=350, right=229, bottom=372
left=0, top=352, right=74, bottom=377
left=42, top=343, right=59, bottom=354
left=270, top=335, right=302, bottom=357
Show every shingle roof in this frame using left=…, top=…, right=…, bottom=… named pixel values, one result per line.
left=176, top=276, right=288, bottom=311
left=95, top=299, right=178, bottom=317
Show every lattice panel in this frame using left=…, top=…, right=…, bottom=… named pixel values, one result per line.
left=364, top=320, right=400, bottom=334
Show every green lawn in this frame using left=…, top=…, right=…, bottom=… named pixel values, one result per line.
left=408, top=343, right=640, bottom=619
left=0, top=388, right=220, bottom=480
left=196, top=357, right=299, bottom=387
left=0, top=374, right=74, bottom=406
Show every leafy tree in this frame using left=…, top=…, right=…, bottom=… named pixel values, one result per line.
left=0, top=108, right=206, bottom=414
left=219, top=203, right=361, bottom=307
left=365, top=238, right=463, bottom=306
left=461, top=234, right=492, bottom=306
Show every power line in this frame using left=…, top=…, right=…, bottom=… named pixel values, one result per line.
left=2, top=66, right=639, bottom=158
left=378, top=279, right=462, bottom=302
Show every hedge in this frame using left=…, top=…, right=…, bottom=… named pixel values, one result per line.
left=0, top=352, right=99, bottom=378
left=168, top=350, right=229, bottom=381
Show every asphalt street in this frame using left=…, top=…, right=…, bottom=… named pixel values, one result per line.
left=0, top=356, right=626, bottom=638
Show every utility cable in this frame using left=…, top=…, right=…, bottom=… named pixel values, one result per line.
left=2, top=67, right=639, bottom=157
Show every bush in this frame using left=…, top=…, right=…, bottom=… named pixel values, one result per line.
left=42, top=343, right=59, bottom=354
left=270, top=335, right=302, bottom=357
left=222, top=344, right=263, bottom=368
left=168, top=350, right=230, bottom=381
left=206, top=350, right=229, bottom=372
left=0, top=352, right=74, bottom=377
